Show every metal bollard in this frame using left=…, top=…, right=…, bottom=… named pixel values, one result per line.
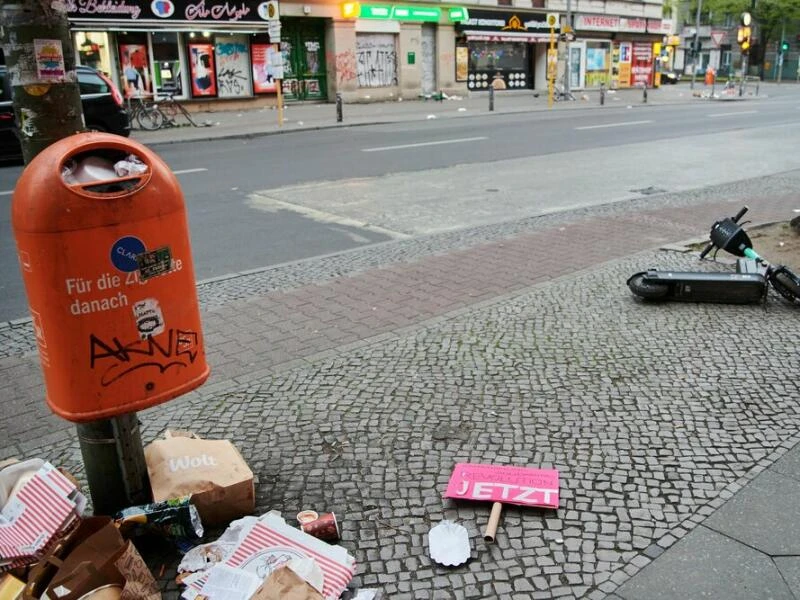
left=643, top=85, right=647, bottom=103
left=600, top=83, right=605, bottom=105
left=489, top=85, right=494, bottom=112
left=336, top=92, right=343, bottom=123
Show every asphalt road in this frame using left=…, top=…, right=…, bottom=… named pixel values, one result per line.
left=1, top=92, right=799, bottom=321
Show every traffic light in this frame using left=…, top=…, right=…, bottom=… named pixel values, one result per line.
left=781, top=40, right=790, bottom=53
left=737, top=25, right=751, bottom=53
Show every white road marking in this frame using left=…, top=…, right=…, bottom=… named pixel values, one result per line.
left=708, top=110, right=758, bottom=118
left=0, top=167, right=206, bottom=197
left=172, top=167, right=208, bottom=175
left=361, top=137, right=487, bottom=152
left=575, top=120, right=653, bottom=130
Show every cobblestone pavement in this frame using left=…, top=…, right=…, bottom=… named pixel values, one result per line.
left=2, top=172, right=800, bottom=598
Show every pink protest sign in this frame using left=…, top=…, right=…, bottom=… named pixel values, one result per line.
left=444, top=463, right=559, bottom=509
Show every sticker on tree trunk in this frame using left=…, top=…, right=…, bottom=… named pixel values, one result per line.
left=34, top=39, right=66, bottom=82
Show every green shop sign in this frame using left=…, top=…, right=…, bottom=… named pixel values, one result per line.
left=357, top=4, right=468, bottom=22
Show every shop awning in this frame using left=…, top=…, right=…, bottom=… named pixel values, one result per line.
left=462, top=30, right=551, bottom=42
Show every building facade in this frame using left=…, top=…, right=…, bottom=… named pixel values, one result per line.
left=63, top=0, right=667, bottom=109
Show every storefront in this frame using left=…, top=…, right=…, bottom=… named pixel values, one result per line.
left=571, top=15, right=664, bottom=89
left=455, top=9, right=556, bottom=91
left=67, top=0, right=279, bottom=105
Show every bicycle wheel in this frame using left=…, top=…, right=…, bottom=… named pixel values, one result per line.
left=769, top=266, right=800, bottom=305
left=137, top=106, right=165, bottom=131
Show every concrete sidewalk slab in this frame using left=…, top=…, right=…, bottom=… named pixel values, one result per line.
left=703, top=469, right=800, bottom=555
left=616, top=526, right=794, bottom=600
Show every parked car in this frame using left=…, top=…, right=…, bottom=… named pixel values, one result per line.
left=660, top=71, right=681, bottom=84
left=0, top=65, right=130, bottom=162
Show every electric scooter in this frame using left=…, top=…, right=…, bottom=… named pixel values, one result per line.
left=627, top=206, right=800, bottom=305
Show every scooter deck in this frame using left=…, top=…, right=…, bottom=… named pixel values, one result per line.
left=628, top=270, right=766, bottom=304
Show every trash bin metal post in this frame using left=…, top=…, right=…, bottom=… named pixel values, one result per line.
left=77, top=413, right=151, bottom=515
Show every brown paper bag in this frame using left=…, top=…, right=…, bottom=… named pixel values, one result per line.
left=249, top=567, right=323, bottom=600
left=29, top=519, right=160, bottom=600
left=144, top=431, right=254, bottom=526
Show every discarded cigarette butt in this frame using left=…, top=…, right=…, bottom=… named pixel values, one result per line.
left=483, top=502, right=503, bottom=543
left=159, top=563, right=166, bottom=578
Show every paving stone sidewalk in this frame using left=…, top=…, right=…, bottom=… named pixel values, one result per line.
left=3, top=171, right=800, bottom=598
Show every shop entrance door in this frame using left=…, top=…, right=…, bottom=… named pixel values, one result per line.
left=421, top=24, right=436, bottom=95
left=568, top=42, right=586, bottom=89
left=281, top=18, right=328, bottom=101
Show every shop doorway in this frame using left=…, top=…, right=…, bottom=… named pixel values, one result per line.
left=281, top=18, right=327, bottom=101
left=421, top=24, right=436, bottom=95
left=568, top=43, right=585, bottom=89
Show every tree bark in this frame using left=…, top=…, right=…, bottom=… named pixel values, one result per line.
left=0, top=0, right=83, bottom=164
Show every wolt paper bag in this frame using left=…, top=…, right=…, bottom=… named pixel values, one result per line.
left=144, top=431, right=254, bottom=526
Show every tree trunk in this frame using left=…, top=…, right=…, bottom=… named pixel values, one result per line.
left=0, top=1, right=83, bottom=164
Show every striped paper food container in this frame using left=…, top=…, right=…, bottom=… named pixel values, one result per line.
left=0, top=463, right=83, bottom=563
left=186, top=513, right=356, bottom=600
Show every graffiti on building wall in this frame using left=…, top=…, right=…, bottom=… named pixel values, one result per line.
left=215, top=35, right=251, bottom=97
left=356, top=34, right=398, bottom=88
left=335, top=50, right=357, bottom=84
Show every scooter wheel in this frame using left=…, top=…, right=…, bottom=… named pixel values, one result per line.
left=627, top=273, right=670, bottom=300
left=770, top=267, right=800, bottom=305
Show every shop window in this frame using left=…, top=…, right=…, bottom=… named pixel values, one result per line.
left=585, top=41, right=611, bottom=87
left=497, top=0, right=512, bottom=5
left=117, top=34, right=152, bottom=99
left=153, top=32, right=182, bottom=96
left=531, top=0, right=545, bottom=6
left=356, top=33, right=398, bottom=88
left=466, top=42, right=531, bottom=89
left=76, top=32, right=112, bottom=76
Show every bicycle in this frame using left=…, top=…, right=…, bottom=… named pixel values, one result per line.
left=553, top=73, right=576, bottom=102
left=153, top=93, right=212, bottom=128
left=125, top=93, right=165, bottom=131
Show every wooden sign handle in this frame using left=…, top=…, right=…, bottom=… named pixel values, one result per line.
left=483, top=502, right=503, bottom=543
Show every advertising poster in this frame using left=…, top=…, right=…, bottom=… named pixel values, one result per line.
left=456, top=46, right=468, bottom=81
left=189, top=43, right=217, bottom=97
left=631, top=42, right=653, bottom=87
left=617, top=42, right=632, bottom=88
left=119, top=43, right=151, bottom=99
left=252, top=43, right=280, bottom=93
left=215, top=35, right=251, bottom=98
left=586, top=48, right=606, bottom=71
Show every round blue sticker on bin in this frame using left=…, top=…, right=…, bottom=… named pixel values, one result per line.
left=111, top=236, right=146, bottom=272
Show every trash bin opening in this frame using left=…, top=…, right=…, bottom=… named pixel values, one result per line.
left=61, top=148, right=150, bottom=195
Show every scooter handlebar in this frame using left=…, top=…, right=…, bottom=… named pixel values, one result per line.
left=733, top=205, right=749, bottom=223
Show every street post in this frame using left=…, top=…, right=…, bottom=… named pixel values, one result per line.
left=690, top=0, right=703, bottom=90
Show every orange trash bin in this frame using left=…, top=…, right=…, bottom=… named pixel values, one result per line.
left=11, top=133, right=209, bottom=422
left=705, top=66, right=716, bottom=86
